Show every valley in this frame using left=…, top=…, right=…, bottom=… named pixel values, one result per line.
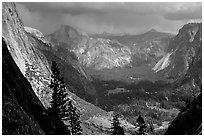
left=84, top=64, right=166, bottom=83
left=2, top=2, right=202, bottom=135
left=25, top=22, right=202, bottom=134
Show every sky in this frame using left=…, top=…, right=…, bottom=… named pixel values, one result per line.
left=16, top=2, right=202, bottom=35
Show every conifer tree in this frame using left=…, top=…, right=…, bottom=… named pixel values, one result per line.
left=66, top=100, right=82, bottom=135
left=49, top=61, right=82, bottom=135
left=111, top=114, right=125, bottom=135
left=136, top=115, right=147, bottom=135
left=49, top=61, right=70, bottom=134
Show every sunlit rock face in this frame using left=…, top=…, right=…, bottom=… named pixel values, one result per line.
left=167, top=23, right=201, bottom=79
left=47, top=25, right=172, bottom=70
left=152, top=52, right=173, bottom=72
left=91, top=29, right=173, bottom=67
left=46, top=25, right=131, bottom=70
left=72, top=37, right=132, bottom=70
left=2, top=38, right=56, bottom=135
left=24, top=26, right=52, bottom=47
left=2, top=2, right=52, bottom=108
left=152, top=23, right=202, bottom=81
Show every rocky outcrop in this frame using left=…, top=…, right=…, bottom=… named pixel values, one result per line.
left=2, top=3, right=50, bottom=75
left=153, top=23, right=202, bottom=80
left=168, top=23, right=201, bottom=79
left=2, top=38, right=55, bottom=134
left=2, top=2, right=52, bottom=108
left=24, top=26, right=52, bottom=46
left=165, top=93, right=202, bottom=135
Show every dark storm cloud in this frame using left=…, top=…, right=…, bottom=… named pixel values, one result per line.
left=164, top=4, right=202, bottom=20
left=19, top=2, right=202, bottom=17
left=19, top=2, right=104, bottom=15
left=16, top=2, right=202, bottom=35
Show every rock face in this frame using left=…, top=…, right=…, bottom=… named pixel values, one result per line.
left=2, top=2, right=52, bottom=108
left=47, top=26, right=173, bottom=70
left=26, top=26, right=97, bottom=104
left=92, top=29, right=173, bottom=67
left=24, top=26, right=52, bottom=46
left=73, top=38, right=131, bottom=70
left=2, top=38, right=55, bottom=135
left=152, top=23, right=202, bottom=99
left=153, top=23, right=202, bottom=80
left=3, top=2, right=97, bottom=107
left=155, top=23, right=202, bottom=135
left=165, top=93, right=202, bottom=135
left=2, top=3, right=50, bottom=76
left=46, top=25, right=132, bottom=70
left=168, top=23, right=202, bottom=80
left=152, top=52, right=173, bottom=72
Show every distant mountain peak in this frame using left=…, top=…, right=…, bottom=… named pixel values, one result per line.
left=57, top=24, right=79, bottom=35
left=48, top=24, right=79, bottom=43
left=148, top=28, right=158, bottom=33
left=59, top=24, right=75, bottom=31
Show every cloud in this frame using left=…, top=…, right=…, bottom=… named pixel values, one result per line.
left=18, top=2, right=202, bottom=17
left=16, top=3, right=64, bottom=34
left=18, top=2, right=105, bottom=15
left=164, top=3, right=202, bottom=20
left=16, top=2, right=201, bottom=35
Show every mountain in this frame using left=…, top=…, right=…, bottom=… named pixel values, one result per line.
left=152, top=23, right=202, bottom=95
left=167, top=23, right=201, bottom=80
left=152, top=23, right=201, bottom=78
left=3, top=2, right=202, bottom=135
left=154, top=23, right=202, bottom=135
left=2, top=2, right=52, bottom=108
left=2, top=38, right=55, bottom=134
left=46, top=25, right=81, bottom=50
left=3, top=2, right=137, bottom=134
left=90, top=32, right=127, bottom=38
left=91, top=28, right=173, bottom=45
left=46, top=25, right=132, bottom=70
left=46, top=25, right=173, bottom=83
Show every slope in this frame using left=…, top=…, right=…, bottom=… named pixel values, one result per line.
left=2, top=38, right=56, bottom=135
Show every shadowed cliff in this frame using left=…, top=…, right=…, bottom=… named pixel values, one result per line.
left=2, top=38, right=56, bottom=134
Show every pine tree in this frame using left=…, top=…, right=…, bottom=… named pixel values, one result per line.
left=111, top=114, right=125, bottom=135
left=66, top=100, right=82, bottom=135
left=49, top=61, right=70, bottom=134
left=136, top=115, right=147, bottom=135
